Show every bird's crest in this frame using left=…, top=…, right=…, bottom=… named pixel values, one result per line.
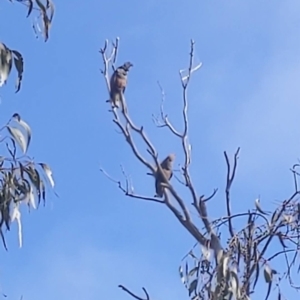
left=167, top=154, right=175, bottom=161
left=120, top=61, right=133, bottom=72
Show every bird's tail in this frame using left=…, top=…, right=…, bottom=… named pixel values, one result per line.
left=108, top=92, right=121, bottom=108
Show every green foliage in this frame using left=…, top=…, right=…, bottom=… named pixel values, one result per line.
left=8, top=0, right=55, bottom=42
left=0, top=43, right=23, bottom=93
left=0, top=113, right=54, bottom=250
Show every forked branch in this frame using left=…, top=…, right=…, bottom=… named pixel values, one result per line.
left=99, top=38, right=214, bottom=249
left=118, top=285, right=150, bottom=300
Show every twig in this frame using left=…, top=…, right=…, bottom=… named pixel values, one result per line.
left=291, top=164, right=300, bottom=193
left=118, top=285, right=150, bottom=300
left=199, top=188, right=218, bottom=202
left=224, top=147, right=240, bottom=238
left=99, top=167, right=164, bottom=204
left=154, top=41, right=202, bottom=208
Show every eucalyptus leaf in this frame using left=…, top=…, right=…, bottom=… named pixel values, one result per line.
left=201, top=245, right=211, bottom=261
left=6, top=126, right=27, bottom=153
left=255, top=198, right=269, bottom=215
left=18, top=118, right=31, bottom=149
left=36, top=0, right=51, bottom=41
left=39, top=179, right=46, bottom=205
left=25, top=166, right=40, bottom=191
left=12, top=113, right=21, bottom=121
left=12, top=50, right=24, bottom=93
left=263, top=264, right=273, bottom=283
left=11, top=114, right=31, bottom=150
left=222, top=254, right=230, bottom=277
left=188, top=279, right=198, bottom=296
left=0, top=43, right=12, bottom=87
left=230, top=270, right=240, bottom=300
left=47, top=0, right=55, bottom=23
left=188, top=266, right=198, bottom=277
left=40, top=163, right=54, bottom=187
left=179, top=266, right=185, bottom=284
left=29, top=186, right=36, bottom=209
left=26, top=0, right=33, bottom=17
left=11, top=203, right=22, bottom=248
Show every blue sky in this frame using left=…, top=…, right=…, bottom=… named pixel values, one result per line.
left=0, top=0, right=300, bottom=299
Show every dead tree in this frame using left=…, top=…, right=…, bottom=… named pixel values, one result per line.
left=99, top=38, right=300, bottom=300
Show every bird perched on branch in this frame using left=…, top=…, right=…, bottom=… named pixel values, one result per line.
left=155, top=154, right=175, bottom=198
left=109, top=61, right=133, bottom=108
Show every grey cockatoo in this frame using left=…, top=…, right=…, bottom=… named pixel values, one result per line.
left=155, top=154, right=175, bottom=198
left=109, top=61, right=133, bottom=108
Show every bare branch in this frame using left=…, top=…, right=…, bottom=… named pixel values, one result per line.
left=99, top=167, right=164, bottom=204
left=199, top=188, right=218, bottom=202
left=178, top=40, right=200, bottom=207
left=152, top=82, right=181, bottom=137
left=99, top=38, right=300, bottom=300
left=99, top=42, right=156, bottom=174
left=224, top=147, right=240, bottom=238
left=118, top=285, right=150, bottom=300
left=290, top=163, right=300, bottom=192
left=154, top=41, right=202, bottom=209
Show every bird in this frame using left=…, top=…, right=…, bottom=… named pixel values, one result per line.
left=155, top=154, right=175, bottom=198
left=109, top=61, right=133, bottom=108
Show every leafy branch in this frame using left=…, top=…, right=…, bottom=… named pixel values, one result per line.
left=0, top=113, right=55, bottom=250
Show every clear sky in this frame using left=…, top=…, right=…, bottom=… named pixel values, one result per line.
left=0, top=0, right=300, bottom=299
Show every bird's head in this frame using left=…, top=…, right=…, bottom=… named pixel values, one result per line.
left=160, top=153, right=175, bottom=169
left=167, top=154, right=176, bottom=162
left=121, top=61, right=133, bottom=72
